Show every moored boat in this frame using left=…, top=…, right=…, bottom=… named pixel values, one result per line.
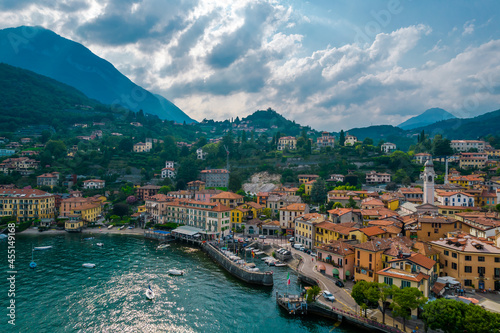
left=82, top=263, right=96, bottom=268
left=157, top=244, right=170, bottom=249
left=107, top=225, right=114, bottom=229
left=274, top=261, right=287, bottom=267
left=145, top=285, right=155, bottom=300
left=168, top=269, right=184, bottom=276
left=96, top=243, right=104, bottom=247
left=34, top=246, right=53, bottom=250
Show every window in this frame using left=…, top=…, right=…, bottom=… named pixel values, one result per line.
left=444, top=260, right=448, bottom=267
left=465, top=266, right=472, bottom=273
left=451, top=263, right=457, bottom=270
left=357, top=251, right=360, bottom=259
left=369, top=254, right=373, bottom=262
left=401, top=281, right=411, bottom=288
left=444, top=250, right=449, bottom=256
left=464, top=279, right=472, bottom=287
left=428, top=232, right=431, bottom=237
left=465, top=256, right=472, bottom=261
left=478, top=256, right=485, bottom=262
left=384, top=277, right=393, bottom=285
left=452, top=252, right=457, bottom=258
left=368, top=272, right=373, bottom=278
left=495, top=258, right=500, bottom=263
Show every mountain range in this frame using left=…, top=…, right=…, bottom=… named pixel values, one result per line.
left=0, top=26, right=194, bottom=124
left=397, top=108, right=456, bottom=130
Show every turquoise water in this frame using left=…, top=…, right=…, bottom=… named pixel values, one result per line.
left=1, top=233, right=359, bottom=332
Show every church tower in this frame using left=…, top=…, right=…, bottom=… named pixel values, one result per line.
left=421, top=159, right=435, bottom=205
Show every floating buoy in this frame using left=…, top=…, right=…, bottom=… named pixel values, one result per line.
left=29, top=261, right=37, bottom=269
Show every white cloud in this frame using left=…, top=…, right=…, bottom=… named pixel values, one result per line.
left=462, top=19, right=475, bottom=36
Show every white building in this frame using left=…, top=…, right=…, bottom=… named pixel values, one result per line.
left=381, top=142, right=396, bottom=153
left=165, top=161, right=174, bottom=169
left=451, top=140, right=486, bottom=152
left=435, top=190, right=474, bottom=207
left=365, top=171, right=391, bottom=184
left=344, top=134, right=358, bottom=146
left=196, top=148, right=208, bottom=160
left=83, top=179, right=105, bottom=189
left=161, top=167, right=176, bottom=179
left=414, top=153, right=432, bottom=164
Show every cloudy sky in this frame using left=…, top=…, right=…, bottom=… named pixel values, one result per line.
left=1, top=0, right=500, bottom=131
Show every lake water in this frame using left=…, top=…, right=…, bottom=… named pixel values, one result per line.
left=0, top=233, right=359, bottom=332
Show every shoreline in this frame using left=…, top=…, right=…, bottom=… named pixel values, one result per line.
left=20, top=227, right=146, bottom=236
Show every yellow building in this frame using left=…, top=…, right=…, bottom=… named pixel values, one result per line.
left=65, top=215, right=84, bottom=232
left=431, top=235, right=500, bottom=291
left=294, top=213, right=325, bottom=249
left=0, top=188, right=55, bottom=222
left=210, top=191, right=244, bottom=209
left=298, top=174, right=319, bottom=184
left=137, top=205, right=146, bottom=213
left=304, top=180, right=316, bottom=196
left=314, top=221, right=358, bottom=246
left=353, top=239, right=393, bottom=283
left=231, top=206, right=249, bottom=227
left=277, top=136, right=297, bottom=150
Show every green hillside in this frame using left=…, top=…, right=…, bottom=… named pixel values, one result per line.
left=0, top=63, right=118, bottom=130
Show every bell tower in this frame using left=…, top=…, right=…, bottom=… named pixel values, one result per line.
left=421, top=158, right=435, bottom=205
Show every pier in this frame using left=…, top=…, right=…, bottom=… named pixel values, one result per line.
left=276, top=293, right=403, bottom=333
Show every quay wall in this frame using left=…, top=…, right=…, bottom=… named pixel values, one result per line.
left=202, top=243, right=274, bottom=287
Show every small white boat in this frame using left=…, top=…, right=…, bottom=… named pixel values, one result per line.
left=274, top=261, right=287, bottom=267
left=261, top=256, right=274, bottom=261
left=245, top=262, right=256, bottom=268
left=168, top=269, right=184, bottom=276
left=254, top=251, right=265, bottom=255
left=157, top=244, right=170, bottom=249
left=96, top=243, right=104, bottom=247
left=83, top=237, right=94, bottom=240
left=245, top=247, right=254, bottom=251
left=82, top=263, right=96, bottom=268
left=107, top=225, right=114, bottom=229
left=119, top=225, right=125, bottom=230
left=145, top=285, right=155, bottom=300
left=34, top=245, right=52, bottom=250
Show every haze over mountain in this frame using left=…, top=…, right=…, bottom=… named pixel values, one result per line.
left=0, top=26, right=195, bottom=124
left=397, top=108, right=457, bottom=130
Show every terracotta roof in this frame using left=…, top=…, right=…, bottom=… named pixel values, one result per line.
left=353, top=238, right=392, bottom=252
left=317, top=240, right=355, bottom=256
left=431, top=236, right=500, bottom=254
left=431, top=282, right=446, bottom=294
left=280, top=203, right=308, bottom=211
left=407, top=253, right=436, bottom=270
left=361, top=199, right=385, bottom=207
left=210, top=191, right=244, bottom=200
left=360, top=226, right=386, bottom=236
left=377, top=267, right=429, bottom=282
left=327, top=208, right=353, bottom=216
left=413, top=241, right=440, bottom=256
left=245, top=202, right=264, bottom=209
left=381, top=225, right=402, bottom=234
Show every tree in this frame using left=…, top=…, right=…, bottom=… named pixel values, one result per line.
left=363, top=137, right=374, bottom=146
left=332, top=202, right=343, bottom=209
left=352, top=281, right=380, bottom=317
left=391, top=287, right=427, bottom=331
left=345, top=196, right=358, bottom=208
left=310, top=178, right=327, bottom=203
left=378, top=284, right=398, bottom=324
left=306, top=285, right=321, bottom=303
left=119, top=137, right=134, bottom=152
left=40, top=130, right=52, bottom=143
left=45, top=140, right=67, bottom=159
left=432, top=135, right=453, bottom=157
left=339, top=130, right=345, bottom=146
left=113, top=203, right=129, bottom=217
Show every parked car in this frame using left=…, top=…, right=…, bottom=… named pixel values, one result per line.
left=244, top=238, right=250, bottom=242
left=259, top=235, right=266, bottom=239
left=335, top=280, right=345, bottom=288
left=310, top=252, right=317, bottom=257
left=289, top=237, right=294, bottom=243
left=322, top=291, right=336, bottom=302
left=238, top=238, right=244, bottom=243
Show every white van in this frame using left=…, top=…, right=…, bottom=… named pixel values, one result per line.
left=293, top=243, right=304, bottom=250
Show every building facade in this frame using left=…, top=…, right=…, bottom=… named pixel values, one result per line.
left=200, top=169, right=230, bottom=188
left=0, top=189, right=55, bottom=222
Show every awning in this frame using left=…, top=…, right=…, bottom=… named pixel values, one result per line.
left=332, top=268, right=339, bottom=275
left=172, top=226, right=202, bottom=236
left=318, top=264, right=326, bottom=271
left=345, top=270, right=350, bottom=276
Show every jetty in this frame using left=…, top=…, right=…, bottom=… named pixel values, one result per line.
left=276, top=293, right=403, bottom=333
left=202, top=242, right=274, bottom=287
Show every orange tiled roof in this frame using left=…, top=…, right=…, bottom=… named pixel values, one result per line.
left=360, top=226, right=386, bottom=236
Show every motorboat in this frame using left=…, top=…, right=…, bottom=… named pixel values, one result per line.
left=245, top=247, right=254, bottom=251
left=30, top=245, right=37, bottom=269
left=96, top=243, right=104, bottom=247
left=145, top=285, right=155, bottom=300
left=274, top=261, right=287, bottom=267
left=82, top=263, right=96, bottom=268
left=128, top=226, right=134, bottom=229
left=168, top=269, right=184, bottom=276
left=119, top=225, right=125, bottom=230
left=107, top=225, right=114, bottom=229
left=253, top=251, right=265, bottom=255
left=245, top=262, right=256, bottom=268
left=261, top=256, right=274, bottom=261
left=34, top=246, right=52, bottom=250
left=157, top=244, right=170, bottom=249
left=83, top=237, right=94, bottom=240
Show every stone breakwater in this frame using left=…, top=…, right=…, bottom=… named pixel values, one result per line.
left=202, top=243, right=274, bottom=286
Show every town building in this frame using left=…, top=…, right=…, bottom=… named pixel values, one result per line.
left=430, top=235, right=500, bottom=291
left=353, top=238, right=393, bottom=283
left=344, top=133, right=358, bottom=146
left=328, top=174, right=345, bottom=183
left=381, top=142, right=396, bottom=153
left=298, top=174, right=320, bottom=184
left=37, top=172, right=60, bottom=188
left=0, top=188, right=55, bottom=222
left=200, top=169, right=230, bottom=188
left=414, top=153, right=432, bottom=164
left=187, top=180, right=205, bottom=192
left=194, top=189, right=222, bottom=202
left=82, top=179, right=105, bottom=190
left=0, top=157, right=39, bottom=175
left=295, top=213, right=326, bottom=249
left=365, top=171, right=391, bottom=184
left=279, top=203, right=309, bottom=235
left=451, top=140, right=486, bottom=152
left=435, top=190, right=474, bottom=207
left=398, top=188, right=423, bottom=204
left=196, top=148, right=208, bottom=160
left=316, top=132, right=335, bottom=148
left=210, top=191, right=244, bottom=209
left=459, top=152, right=488, bottom=169
left=316, top=240, right=355, bottom=280
left=160, top=199, right=232, bottom=237
left=266, top=194, right=302, bottom=216
left=404, top=214, right=462, bottom=241
left=277, top=136, right=297, bottom=150
left=314, top=221, right=359, bottom=245
left=448, top=175, right=483, bottom=188
left=161, top=167, right=176, bottom=179
left=165, top=161, right=174, bottom=169
left=136, top=185, right=161, bottom=200
left=0, top=149, right=15, bottom=157
left=59, top=197, right=102, bottom=221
